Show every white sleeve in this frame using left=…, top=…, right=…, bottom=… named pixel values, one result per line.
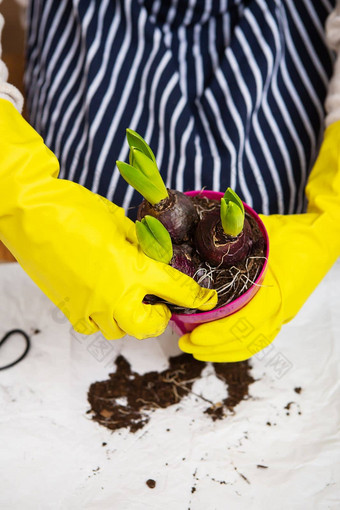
left=14, top=0, right=29, bottom=7
left=0, top=1, right=24, bottom=113
left=325, top=1, right=340, bottom=127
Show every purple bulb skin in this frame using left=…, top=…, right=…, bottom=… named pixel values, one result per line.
left=170, top=244, right=197, bottom=277
left=170, top=245, right=213, bottom=289
left=194, top=209, right=253, bottom=268
left=137, top=189, right=198, bottom=244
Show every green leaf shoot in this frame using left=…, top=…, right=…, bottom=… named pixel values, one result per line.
left=126, top=129, right=156, bottom=163
left=220, top=188, right=245, bottom=237
left=116, top=161, right=167, bottom=205
left=129, top=147, right=168, bottom=199
left=136, top=215, right=173, bottom=264
left=116, top=129, right=168, bottom=205
left=223, top=187, right=245, bottom=215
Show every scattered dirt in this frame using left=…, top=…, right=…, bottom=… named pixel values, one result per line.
left=87, top=353, right=254, bottom=433
left=146, top=479, right=156, bottom=489
left=234, top=466, right=250, bottom=484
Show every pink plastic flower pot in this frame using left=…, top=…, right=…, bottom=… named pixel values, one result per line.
left=170, top=190, right=269, bottom=335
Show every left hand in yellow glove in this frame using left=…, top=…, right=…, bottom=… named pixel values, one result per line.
left=0, top=99, right=217, bottom=341
left=179, top=120, right=340, bottom=362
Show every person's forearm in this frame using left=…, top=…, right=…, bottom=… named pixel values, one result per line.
left=0, top=0, right=24, bottom=112
left=325, top=1, right=340, bottom=127
left=0, top=0, right=24, bottom=261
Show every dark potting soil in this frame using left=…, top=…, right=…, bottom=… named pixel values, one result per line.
left=146, top=195, right=267, bottom=314
left=87, top=353, right=254, bottom=433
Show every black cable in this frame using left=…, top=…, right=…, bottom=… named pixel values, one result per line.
left=0, top=329, right=31, bottom=370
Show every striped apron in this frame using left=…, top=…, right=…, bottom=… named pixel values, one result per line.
left=25, top=0, right=335, bottom=217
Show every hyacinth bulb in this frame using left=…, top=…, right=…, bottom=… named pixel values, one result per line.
left=195, top=188, right=253, bottom=268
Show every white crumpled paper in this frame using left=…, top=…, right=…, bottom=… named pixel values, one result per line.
left=0, top=261, right=339, bottom=509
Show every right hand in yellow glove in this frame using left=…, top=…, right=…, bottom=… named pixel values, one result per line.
left=179, top=120, right=340, bottom=362
left=0, top=99, right=217, bottom=339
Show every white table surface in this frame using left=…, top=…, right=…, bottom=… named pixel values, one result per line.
left=0, top=261, right=339, bottom=510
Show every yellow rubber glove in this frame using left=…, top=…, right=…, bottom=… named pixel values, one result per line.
left=179, top=120, right=340, bottom=361
left=0, top=99, right=217, bottom=340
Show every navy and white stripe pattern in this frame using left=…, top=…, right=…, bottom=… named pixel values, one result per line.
left=25, top=0, right=335, bottom=217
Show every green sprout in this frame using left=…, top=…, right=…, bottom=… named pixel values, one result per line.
left=116, top=129, right=168, bottom=206
left=126, top=129, right=157, bottom=163
left=135, top=215, right=173, bottom=264
left=220, top=187, right=245, bottom=237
